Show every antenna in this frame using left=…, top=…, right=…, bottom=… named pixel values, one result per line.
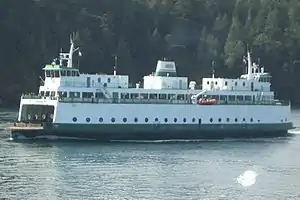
left=212, top=60, right=216, bottom=79
left=113, top=55, right=117, bottom=76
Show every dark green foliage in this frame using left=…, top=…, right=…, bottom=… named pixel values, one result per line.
left=0, top=0, right=299, bottom=105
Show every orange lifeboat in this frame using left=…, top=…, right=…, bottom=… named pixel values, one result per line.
left=197, top=98, right=217, bottom=105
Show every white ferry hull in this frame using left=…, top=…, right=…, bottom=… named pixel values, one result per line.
left=9, top=102, right=294, bottom=141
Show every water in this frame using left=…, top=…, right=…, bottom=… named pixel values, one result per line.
left=1, top=109, right=300, bottom=199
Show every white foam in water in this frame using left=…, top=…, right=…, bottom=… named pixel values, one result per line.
left=236, top=170, right=258, bottom=187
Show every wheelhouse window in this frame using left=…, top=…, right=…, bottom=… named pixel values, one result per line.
left=82, top=92, right=93, bottom=98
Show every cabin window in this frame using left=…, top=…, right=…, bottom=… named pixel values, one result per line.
left=159, top=94, right=167, bottom=100
left=45, top=91, right=50, bottom=97
left=228, top=95, right=235, bottom=101
left=145, top=118, right=149, bottom=122
left=210, top=118, right=213, bottom=123
left=121, top=93, right=130, bottom=99
left=177, top=94, right=185, bottom=100
left=45, top=71, right=51, bottom=77
left=123, top=118, right=127, bottom=123
left=237, top=95, right=243, bottom=101
left=155, top=118, right=158, bottom=122
left=95, top=92, right=104, bottom=99
left=61, top=70, right=66, bottom=76
left=245, top=96, right=252, bottom=101
left=72, top=117, right=77, bottom=122
left=50, top=91, right=55, bottom=97
left=54, top=71, right=60, bottom=77
left=40, top=91, right=45, bottom=96
left=218, top=118, right=221, bottom=122
left=235, top=82, right=237, bottom=86
left=86, top=117, right=91, bottom=123
left=70, top=92, right=80, bottom=98
left=226, top=118, right=230, bottom=122
left=130, top=93, right=138, bottom=99
left=174, top=118, right=177, bottom=123
left=220, top=95, right=227, bottom=101
left=140, top=93, right=148, bottom=99
left=164, top=118, right=168, bottom=123
left=235, top=118, right=238, bottom=122
left=71, top=71, right=76, bottom=76
left=215, top=81, right=218, bottom=85
left=99, top=117, right=103, bottom=122
left=66, top=71, right=71, bottom=76
left=149, top=94, right=157, bottom=99
left=168, top=94, right=176, bottom=100
left=207, top=81, right=209, bottom=85
left=82, top=92, right=93, bottom=98
left=192, top=118, right=196, bottom=122
left=134, top=117, right=138, bottom=123
left=58, top=91, right=67, bottom=98
left=225, top=81, right=228, bottom=86
left=111, top=118, right=115, bottom=123
left=212, top=95, right=219, bottom=100
left=243, top=82, right=245, bottom=86
left=107, top=78, right=111, bottom=83
left=98, top=78, right=101, bottom=82
left=183, top=118, right=187, bottom=123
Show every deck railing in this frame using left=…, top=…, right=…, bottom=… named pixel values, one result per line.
left=21, top=94, right=290, bottom=106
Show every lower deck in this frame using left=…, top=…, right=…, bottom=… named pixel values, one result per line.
left=8, top=122, right=293, bottom=141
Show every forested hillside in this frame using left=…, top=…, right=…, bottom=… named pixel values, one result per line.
left=1, top=0, right=300, bottom=105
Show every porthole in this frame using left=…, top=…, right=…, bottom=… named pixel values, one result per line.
left=250, top=118, right=253, bottom=122
left=243, top=82, right=245, bottom=86
left=183, top=118, right=187, bottom=123
left=134, top=117, right=138, bottom=123
left=207, top=81, right=209, bottom=85
left=99, top=117, right=103, bottom=123
left=155, top=118, right=158, bottom=122
left=235, top=82, right=237, bottom=86
left=145, top=118, right=148, bottom=122
left=218, top=118, right=221, bottom=122
left=226, top=118, right=230, bottom=122
left=225, top=81, right=228, bottom=86
left=123, top=117, right=127, bottom=123
left=174, top=118, right=177, bottom=123
left=164, top=118, right=168, bottom=123
left=192, top=118, right=196, bottom=123
left=86, top=117, right=91, bottom=123
left=285, top=117, right=287, bottom=122
left=235, top=118, right=238, bottom=122
left=111, top=117, right=115, bottom=123
left=215, top=81, right=218, bottom=85
left=243, top=118, right=246, bottom=122
left=73, top=117, right=77, bottom=122
left=210, top=118, right=213, bottom=123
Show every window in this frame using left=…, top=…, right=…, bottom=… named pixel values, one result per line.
left=70, top=92, right=80, bottom=98
left=99, top=117, right=103, bottom=122
left=235, top=82, right=237, bottom=86
left=235, top=118, right=238, bottom=122
left=218, top=118, right=221, bottom=122
left=225, top=81, right=228, bottom=86
left=145, top=118, right=149, bottom=122
left=73, top=117, right=77, bottom=122
left=164, top=118, right=168, bottom=123
left=245, top=96, right=252, bottom=101
left=183, top=118, right=186, bottom=123
left=134, top=117, right=138, bottom=123
left=174, top=118, right=177, bottom=123
left=86, top=118, right=91, bottom=123
left=61, top=70, right=66, bottom=76
left=111, top=118, right=115, bottom=123
left=159, top=94, right=167, bottom=99
left=155, top=118, right=158, bottom=122
left=108, top=78, right=111, bottom=83
left=123, top=118, right=127, bottom=123
left=226, top=118, right=230, bottom=122
left=250, top=118, right=253, bottom=122
left=210, top=118, right=213, bottom=123
left=82, top=92, right=93, bottom=98
left=98, top=78, right=101, bottom=82
left=243, top=82, right=245, bottom=86
left=95, top=92, right=105, bottom=99
left=243, top=118, right=246, bottom=122
left=192, top=118, right=196, bottom=123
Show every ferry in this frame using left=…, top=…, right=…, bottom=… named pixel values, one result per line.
left=7, top=37, right=293, bottom=141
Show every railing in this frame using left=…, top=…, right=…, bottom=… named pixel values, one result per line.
left=21, top=94, right=290, bottom=106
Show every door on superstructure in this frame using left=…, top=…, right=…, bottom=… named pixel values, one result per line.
left=112, top=92, right=119, bottom=103
left=87, top=77, right=91, bottom=88
left=179, top=80, right=182, bottom=89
